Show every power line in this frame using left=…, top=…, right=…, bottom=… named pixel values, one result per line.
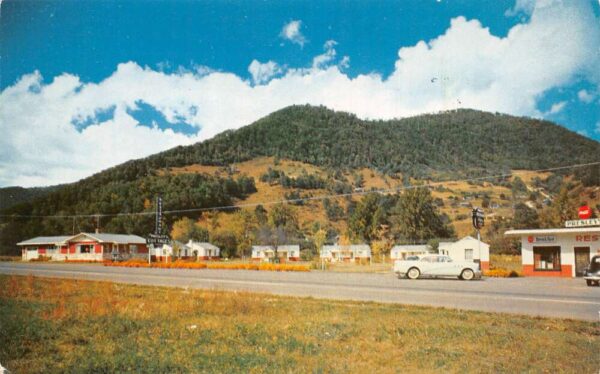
left=1, top=160, right=598, bottom=219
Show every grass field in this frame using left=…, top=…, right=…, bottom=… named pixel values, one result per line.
left=1, top=275, right=598, bottom=373
left=490, top=254, right=523, bottom=273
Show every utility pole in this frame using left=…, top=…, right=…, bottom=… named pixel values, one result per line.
left=95, top=214, right=100, bottom=234
left=472, top=207, right=485, bottom=271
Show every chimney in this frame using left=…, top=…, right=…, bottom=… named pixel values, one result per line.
left=95, top=228, right=100, bottom=234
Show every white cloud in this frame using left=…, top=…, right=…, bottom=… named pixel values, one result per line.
left=596, top=122, right=600, bottom=134
left=248, top=60, right=281, bottom=85
left=505, top=0, right=536, bottom=16
left=1, top=0, right=599, bottom=187
left=577, top=89, right=595, bottom=103
left=280, top=20, right=306, bottom=46
left=548, top=101, right=567, bottom=114
left=312, top=40, right=337, bottom=69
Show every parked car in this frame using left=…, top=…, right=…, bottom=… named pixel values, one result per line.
left=583, top=255, right=600, bottom=287
left=393, top=254, right=481, bottom=281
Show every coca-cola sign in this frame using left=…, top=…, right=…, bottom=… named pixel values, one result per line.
left=578, top=206, right=592, bottom=220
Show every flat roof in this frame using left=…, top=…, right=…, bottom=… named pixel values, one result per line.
left=505, top=227, right=600, bottom=236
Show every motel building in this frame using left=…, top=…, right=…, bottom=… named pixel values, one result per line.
left=505, top=221, right=600, bottom=278
left=320, top=244, right=372, bottom=263
left=18, top=232, right=148, bottom=261
left=251, top=245, right=301, bottom=262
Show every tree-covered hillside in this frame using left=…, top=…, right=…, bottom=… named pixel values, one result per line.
left=146, top=105, right=599, bottom=179
left=0, top=186, right=61, bottom=211
left=1, top=105, right=598, bottom=254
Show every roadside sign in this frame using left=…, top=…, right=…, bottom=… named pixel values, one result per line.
left=146, top=233, right=170, bottom=245
left=472, top=207, right=485, bottom=230
left=155, top=196, right=163, bottom=235
left=565, top=218, right=600, bottom=228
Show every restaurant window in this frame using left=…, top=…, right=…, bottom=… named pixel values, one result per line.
left=533, top=246, right=561, bottom=271
left=79, top=244, right=94, bottom=254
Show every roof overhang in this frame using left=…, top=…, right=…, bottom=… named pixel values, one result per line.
left=505, top=227, right=600, bottom=236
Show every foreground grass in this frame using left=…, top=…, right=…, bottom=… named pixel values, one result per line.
left=1, top=276, right=598, bottom=373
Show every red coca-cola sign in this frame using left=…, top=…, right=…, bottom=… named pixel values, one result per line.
left=578, top=206, right=592, bottom=219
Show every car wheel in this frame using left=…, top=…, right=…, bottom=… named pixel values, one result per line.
left=460, top=269, right=475, bottom=281
left=407, top=267, right=420, bottom=280
left=587, top=280, right=594, bottom=286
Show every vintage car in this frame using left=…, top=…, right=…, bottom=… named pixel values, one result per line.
left=583, top=255, right=600, bottom=287
left=393, top=254, right=481, bottom=281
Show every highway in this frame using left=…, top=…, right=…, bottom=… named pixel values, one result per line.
left=1, top=262, right=599, bottom=321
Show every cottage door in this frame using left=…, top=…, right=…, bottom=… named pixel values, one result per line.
left=574, top=247, right=590, bottom=277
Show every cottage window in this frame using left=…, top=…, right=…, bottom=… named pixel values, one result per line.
left=533, top=246, right=561, bottom=271
left=130, top=245, right=138, bottom=254
left=79, top=244, right=94, bottom=254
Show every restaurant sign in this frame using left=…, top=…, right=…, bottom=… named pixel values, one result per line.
left=527, top=235, right=555, bottom=243
left=565, top=218, right=600, bottom=228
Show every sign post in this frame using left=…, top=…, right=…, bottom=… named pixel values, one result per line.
left=147, top=195, right=170, bottom=264
left=472, top=207, right=485, bottom=270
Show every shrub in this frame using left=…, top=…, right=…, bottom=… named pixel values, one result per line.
left=30, top=255, right=52, bottom=262
left=104, top=261, right=309, bottom=272
left=484, top=268, right=521, bottom=278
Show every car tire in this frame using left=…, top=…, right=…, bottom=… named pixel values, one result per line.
left=407, top=267, right=420, bottom=280
left=586, top=280, right=594, bottom=286
left=460, top=269, right=475, bottom=281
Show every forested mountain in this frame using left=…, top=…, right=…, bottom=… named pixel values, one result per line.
left=146, top=105, right=600, bottom=179
left=1, top=105, right=598, bottom=254
left=0, top=186, right=61, bottom=211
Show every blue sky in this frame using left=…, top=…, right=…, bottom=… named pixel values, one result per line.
left=1, top=0, right=599, bottom=187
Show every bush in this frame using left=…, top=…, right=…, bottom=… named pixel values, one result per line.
left=30, top=255, right=52, bottom=262
left=484, top=268, right=521, bottom=278
left=104, top=261, right=310, bottom=272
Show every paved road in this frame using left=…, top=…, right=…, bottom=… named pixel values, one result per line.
left=1, top=262, right=599, bottom=321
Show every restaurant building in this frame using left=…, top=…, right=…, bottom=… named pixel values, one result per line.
left=18, top=232, right=148, bottom=261
left=505, top=225, right=600, bottom=277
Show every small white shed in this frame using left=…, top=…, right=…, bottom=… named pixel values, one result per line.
left=438, top=236, right=489, bottom=271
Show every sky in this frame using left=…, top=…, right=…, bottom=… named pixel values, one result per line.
left=0, top=0, right=599, bottom=187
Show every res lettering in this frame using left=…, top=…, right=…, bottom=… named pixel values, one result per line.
left=575, top=235, right=599, bottom=242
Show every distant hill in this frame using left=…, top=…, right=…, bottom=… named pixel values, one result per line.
left=0, top=186, right=60, bottom=211
left=1, top=105, right=598, bottom=254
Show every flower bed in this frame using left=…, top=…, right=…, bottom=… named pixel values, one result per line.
left=64, top=259, right=107, bottom=264
left=104, top=260, right=309, bottom=272
left=484, top=268, right=521, bottom=278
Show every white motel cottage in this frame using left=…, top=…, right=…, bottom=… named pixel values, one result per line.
left=390, top=244, right=433, bottom=260
left=505, top=226, right=600, bottom=277
left=320, top=244, right=371, bottom=262
left=18, top=232, right=148, bottom=261
left=438, top=236, right=490, bottom=271
left=155, top=240, right=220, bottom=261
left=251, top=245, right=300, bottom=262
